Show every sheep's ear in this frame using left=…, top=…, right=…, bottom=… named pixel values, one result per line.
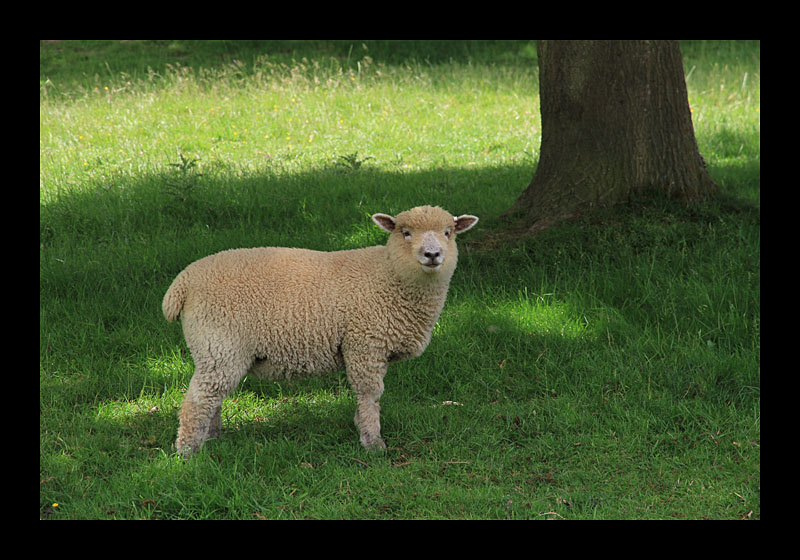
left=454, top=215, right=479, bottom=233
left=372, top=213, right=396, bottom=233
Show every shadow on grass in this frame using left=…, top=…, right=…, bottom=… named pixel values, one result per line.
left=41, top=40, right=538, bottom=94
left=40, top=154, right=759, bottom=455
left=39, top=161, right=531, bottom=417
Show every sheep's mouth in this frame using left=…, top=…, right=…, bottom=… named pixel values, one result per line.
left=421, top=262, right=443, bottom=273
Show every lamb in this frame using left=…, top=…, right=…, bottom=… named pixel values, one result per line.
left=162, top=205, right=478, bottom=454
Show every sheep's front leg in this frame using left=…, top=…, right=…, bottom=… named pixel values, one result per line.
left=346, top=354, right=388, bottom=451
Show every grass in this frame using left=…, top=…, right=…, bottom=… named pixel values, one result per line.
left=40, top=40, right=759, bottom=519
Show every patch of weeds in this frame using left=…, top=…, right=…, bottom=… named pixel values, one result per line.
left=165, top=152, right=201, bottom=202
left=163, top=152, right=203, bottom=219
left=335, top=152, right=374, bottom=172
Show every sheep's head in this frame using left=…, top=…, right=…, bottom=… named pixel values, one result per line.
left=372, top=206, right=478, bottom=280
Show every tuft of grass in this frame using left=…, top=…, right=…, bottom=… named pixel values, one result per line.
left=41, top=41, right=758, bottom=519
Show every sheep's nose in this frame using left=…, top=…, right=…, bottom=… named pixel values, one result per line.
left=424, top=250, right=440, bottom=260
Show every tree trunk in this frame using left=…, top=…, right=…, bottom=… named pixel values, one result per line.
left=507, top=40, right=719, bottom=232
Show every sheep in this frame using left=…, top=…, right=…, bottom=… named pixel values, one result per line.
left=162, top=205, right=478, bottom=454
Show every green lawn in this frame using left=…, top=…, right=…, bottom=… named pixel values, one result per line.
left=40, top=40, right=759, bottom=519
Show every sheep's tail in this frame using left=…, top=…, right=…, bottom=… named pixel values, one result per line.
left=162, top=268, right=190, bottom=322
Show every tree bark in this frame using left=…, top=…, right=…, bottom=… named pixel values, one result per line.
left=507, top=40, right=719, bottom=232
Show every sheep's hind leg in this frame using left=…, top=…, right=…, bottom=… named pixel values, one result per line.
left=176, top=356, right=249, bottom=455
left=207, top=404, right=222, bottom=439
left=354, top=393, right=386, bottom=451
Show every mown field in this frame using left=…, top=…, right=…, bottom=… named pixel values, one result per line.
left=40, top=40, right=759, bottom=519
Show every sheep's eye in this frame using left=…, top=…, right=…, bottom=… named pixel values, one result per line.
left=444, top=229, right=451, bottom=238
left=402, top=230, right=412, bottom=239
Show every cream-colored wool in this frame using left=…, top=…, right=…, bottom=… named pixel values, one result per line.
left=163, top=205, right=478, bottom=454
